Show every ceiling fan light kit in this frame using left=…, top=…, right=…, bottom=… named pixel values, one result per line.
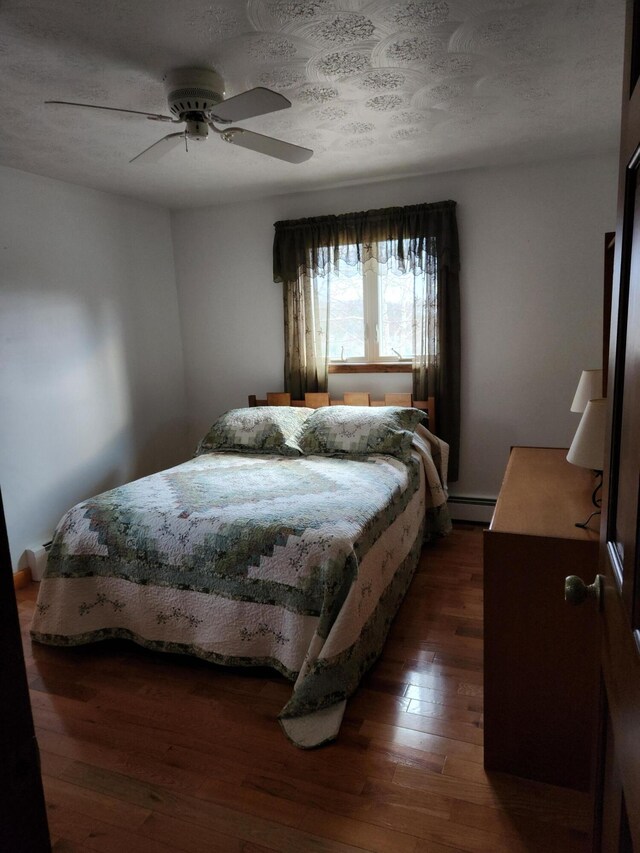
left=46, top=67, right=313, bottom=166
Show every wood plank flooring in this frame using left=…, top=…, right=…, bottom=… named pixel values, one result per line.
left=16, top=524, right=593, bottom=852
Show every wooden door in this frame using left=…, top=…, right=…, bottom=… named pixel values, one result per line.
left=596, top=1, right=640, bottom=848
left=0, top=488, right=50, bottom=850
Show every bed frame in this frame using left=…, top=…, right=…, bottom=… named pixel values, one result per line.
left=248, top=392, right=436, bottom=432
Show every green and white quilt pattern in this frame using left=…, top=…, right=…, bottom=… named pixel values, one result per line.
left=31, top=449, right=440, bottom=747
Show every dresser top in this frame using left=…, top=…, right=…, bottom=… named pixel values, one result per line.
left=489, top=446, right=600, bottom=541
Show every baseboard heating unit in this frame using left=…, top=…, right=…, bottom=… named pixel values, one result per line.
left=447, top=495, right=496, bottom=524
left=25, top=540, right=52, bottom=581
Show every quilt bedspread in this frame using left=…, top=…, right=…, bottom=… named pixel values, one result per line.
left=30, top=445, right=446, bottom=747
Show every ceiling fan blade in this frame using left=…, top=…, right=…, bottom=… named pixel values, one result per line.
left=45, top=100, right=175, bottom=122
left=221, top=128, right=312, bottom=163
left=130, top=132, right=185, bottom=164
left=212, top=88, right=291, bottom=123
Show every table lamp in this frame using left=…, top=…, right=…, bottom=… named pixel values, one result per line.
left=570, top=369, right=603, bottom=413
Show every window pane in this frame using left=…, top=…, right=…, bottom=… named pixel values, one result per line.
left=317, top=258, right=365, bottom=360
left=378, top=258, right=420, bottom=359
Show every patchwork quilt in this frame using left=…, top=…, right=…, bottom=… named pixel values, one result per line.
left=31, top=433, right=450, bottom=747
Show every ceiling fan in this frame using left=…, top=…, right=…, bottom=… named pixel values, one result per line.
left=46, top=67, right=313, bottom=165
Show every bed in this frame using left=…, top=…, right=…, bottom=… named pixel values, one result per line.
left=30, top=405, right=450, bottom=747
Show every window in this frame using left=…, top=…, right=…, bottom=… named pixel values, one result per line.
left=273, top=199, right=460, bottom=479
left=313, top=243, right=435, bottom=363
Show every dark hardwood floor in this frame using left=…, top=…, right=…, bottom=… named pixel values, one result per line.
left=16, top=524, right=592, bottom=852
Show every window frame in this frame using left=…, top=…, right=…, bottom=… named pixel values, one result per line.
left=326, top=244, right=416, bottom=366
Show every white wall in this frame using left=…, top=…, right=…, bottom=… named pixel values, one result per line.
left=171, top=153, right=618, bottom=504
left=0, top=153, right=616, bottom=567
left=0, top=166, right=189, bottom=570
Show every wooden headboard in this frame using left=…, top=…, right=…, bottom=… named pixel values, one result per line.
left=248, top=392, right=436, bottom=433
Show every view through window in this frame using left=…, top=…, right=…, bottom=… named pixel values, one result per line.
left=314, top=244, right=434, bottom=362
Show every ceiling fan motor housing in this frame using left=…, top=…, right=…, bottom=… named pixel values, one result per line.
left=164, top=68, right=225, bottom=120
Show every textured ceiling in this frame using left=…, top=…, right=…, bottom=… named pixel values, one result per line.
left=0, top=0, right=625, bottom=208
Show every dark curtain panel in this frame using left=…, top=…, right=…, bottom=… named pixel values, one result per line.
left=273, top=200, right=460, bottom=480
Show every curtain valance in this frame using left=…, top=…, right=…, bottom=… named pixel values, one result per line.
left=273, top=200, right=459, bottom=284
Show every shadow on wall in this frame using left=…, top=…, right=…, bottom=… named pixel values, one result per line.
left=1, top=285, right=187, bottom=569
left=15, top=418, right=194, bottom=571
left=131, top=418, right=191, bottom=480
left=114, top=223, right=190, bottom=478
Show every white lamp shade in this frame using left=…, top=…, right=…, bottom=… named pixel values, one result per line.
left=567, top=397, right=607, bottom=470
left=571, top=369, right=603, bottom=413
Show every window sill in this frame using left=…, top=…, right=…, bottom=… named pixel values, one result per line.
left=328, top=362, right=413, bottom=374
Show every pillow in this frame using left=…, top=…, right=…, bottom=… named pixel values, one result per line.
left=292, top=405, right=425, bottom=460
left=196, top=406, right=313, bottom=456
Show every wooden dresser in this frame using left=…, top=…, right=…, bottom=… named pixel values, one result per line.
left=483, top=446, right=600, bottom=790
